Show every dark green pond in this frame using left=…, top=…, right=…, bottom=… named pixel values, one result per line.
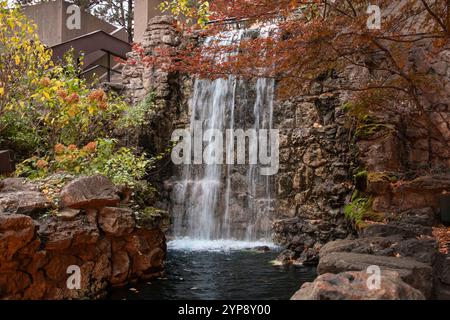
left=109, top=240, right=316, bottom=300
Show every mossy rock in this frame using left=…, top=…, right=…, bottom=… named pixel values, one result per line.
left=367, top=172, right=397, bottom=194
left=368, top=172, right=397, bottom=183
left=135, top=206, right=170, bottom=230
left=354, top=170, right=368, bottom=192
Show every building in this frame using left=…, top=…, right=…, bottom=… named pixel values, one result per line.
left=21, top=0, right=166, bottom=83
left=22, top=0, right=131, bottom=82
left=134, top=0, right=164, bottom=43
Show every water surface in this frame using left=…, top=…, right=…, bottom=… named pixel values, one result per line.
left=110, top=240, right=316, bottom=300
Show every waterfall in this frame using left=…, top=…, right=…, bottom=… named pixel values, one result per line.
left=172, top=26, right=276, bottom=243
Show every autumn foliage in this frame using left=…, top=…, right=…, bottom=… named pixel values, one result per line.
left=141, top=0, right=450, bottom=112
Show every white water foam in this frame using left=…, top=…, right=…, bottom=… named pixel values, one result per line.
left=168, top=238, right=279, bottom=252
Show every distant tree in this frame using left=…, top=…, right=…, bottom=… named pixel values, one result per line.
left=88, top=0, right=134, bottom=42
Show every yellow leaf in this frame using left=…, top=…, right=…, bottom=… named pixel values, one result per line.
left=14, top=55, right=20, bottom=65
left=0, top=87, right=4, bottom=96
left=88, top=105, right=95, bottom=115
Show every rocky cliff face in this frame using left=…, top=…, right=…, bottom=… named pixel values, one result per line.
left=0, top=176, right=166, bottom=299
left=291, top=9, right=450, bottom=298
left=272, top=92, right=355, bottom=264
left=121, top=16, right=191, bottom=157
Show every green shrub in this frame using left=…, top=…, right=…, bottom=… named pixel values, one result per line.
left=344, top=196, right=372, bottom=224
left=16, top=139, right=152, bottom=188
left=118, top=92, right=156, bottom=128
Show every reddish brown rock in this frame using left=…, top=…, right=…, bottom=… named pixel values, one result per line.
left=0, top=214, right=37, bottom=261
left=111, top=250, right=130, bottom=286
left=0, top=176, right=166, bottom=300
left=39, top=217, right=99, bottom=251
left=0, top=271, right=32, bottom=298
left=98, top=207, right=135, bottom=236
left=60, top=175, right=120, bottom=209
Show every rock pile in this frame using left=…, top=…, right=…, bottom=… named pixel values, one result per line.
left=0, top=175, right=166, bottom=299
left=292, top=207, right=446, bottom=299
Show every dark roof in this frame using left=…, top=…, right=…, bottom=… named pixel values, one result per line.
left=50, top=30, right=131, bottom=62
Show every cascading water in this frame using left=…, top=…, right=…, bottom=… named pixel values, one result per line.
left=171, top=26, right=276, bottom=245
left=111, top=24, right=320, bottom=301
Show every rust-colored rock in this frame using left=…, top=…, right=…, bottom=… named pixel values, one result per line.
left=110, top=250, right=130, bottom=285
left=98, top=207, right=135, bottom=236
left=60, top=175, right=120, bottom=209
left=39, top=217, right=99, bottom=251
left=0, top=214, right=37, bottom=261
left=0, top=176, right=166, bottom=300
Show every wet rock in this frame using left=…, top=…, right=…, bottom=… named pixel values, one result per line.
left=317, top=252, right=433, bottom=297
left=60, top=175, right=120, bottom=209
left=111, top=250, right=130, bottom=286
left=291, top=271, right=425, bottom=300
left=125, top=229, right=166, bottom=279
left=252, top=246, right=271, bottom=253
left=98, top=207, right=135, bottom=236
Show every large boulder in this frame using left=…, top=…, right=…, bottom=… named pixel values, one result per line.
left=317, top=252, right=433, bottom=297
left=320, top=237, right=437, bottom=264
left=0, top=178, right=52, bottom=215
left=98, top=207, right=135, bottom=236
left=59, top=175, right=120, bottom=209
left=291, top=271, right=425, bottom=300
left=359, top=223, right=432, bottom=239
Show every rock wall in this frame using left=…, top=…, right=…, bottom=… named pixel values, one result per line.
left=291, top=6, right=450, bottom=297
left=272, top=92, right=355, bottom=264
left=121, top=16, right=191, bottom=156
left=0, top=176, right=166, bottom=299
